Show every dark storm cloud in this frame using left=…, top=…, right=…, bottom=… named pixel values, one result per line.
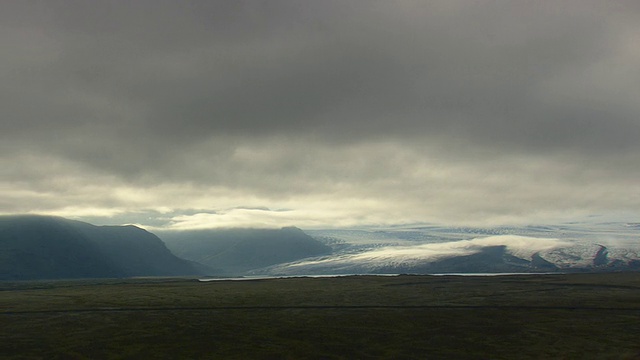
left=4, top=1, right=639, bottom=145
left=1, top=1, right=639, bottom=227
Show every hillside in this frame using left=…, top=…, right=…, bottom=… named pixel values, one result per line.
left=160, top=227, right=331, bottom=275
left=0, top=215, right=202, bottom=280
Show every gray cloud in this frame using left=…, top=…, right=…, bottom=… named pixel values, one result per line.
left=1, top=1, right=639, bottom=228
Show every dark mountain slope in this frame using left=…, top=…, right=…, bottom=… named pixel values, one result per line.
left=160, top=227, right=332, bottom=275
left=0, top=215, right=202, bottom=280
left=0, top=216, right=119, bottom=280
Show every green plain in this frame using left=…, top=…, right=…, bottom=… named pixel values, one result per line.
left=2, top=273, right=640, bottom=359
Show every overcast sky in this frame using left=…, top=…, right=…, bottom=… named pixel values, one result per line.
left=2, top=0, right=639, bottom=229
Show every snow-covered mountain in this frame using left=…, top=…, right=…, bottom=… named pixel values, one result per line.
left=252, top=223, right=640, bottom=275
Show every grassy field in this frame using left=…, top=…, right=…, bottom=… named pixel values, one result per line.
left=2, top=273, right=640, bottom=359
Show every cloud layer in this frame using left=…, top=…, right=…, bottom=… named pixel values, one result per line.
left=2, top=1, right=639, bottom=228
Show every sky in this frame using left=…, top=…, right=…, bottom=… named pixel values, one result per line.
left=1, top=0, right=639, bottom=230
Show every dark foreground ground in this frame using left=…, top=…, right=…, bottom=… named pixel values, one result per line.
left=2, top=273, right=640, bottom=359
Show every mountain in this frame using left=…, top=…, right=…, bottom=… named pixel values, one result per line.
left=253, top=233, right=640, bottom=276
left=0, top=215, right=202, bottom=280
left=4, top=217, right=637, bottom=280
left=253, top=245, right=536, bottom=276
left=160, top=227, right=332, bottom=275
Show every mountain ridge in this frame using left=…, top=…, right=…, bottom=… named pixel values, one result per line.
left=0, top=215, right=202, bottom=280
left=160, top=227, right=332, bottom=275
left=3, top=215, right=638, bottom=280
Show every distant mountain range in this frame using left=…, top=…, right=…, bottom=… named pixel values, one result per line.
left=0, top=216, right=332, bottom=280
left=255, top=230, right=640, bottom=276
left=2, top=215, right=639, bottom=280
left=159, top=227, right=331, bottom=275
left=0, top=215, right=201, bottom=280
